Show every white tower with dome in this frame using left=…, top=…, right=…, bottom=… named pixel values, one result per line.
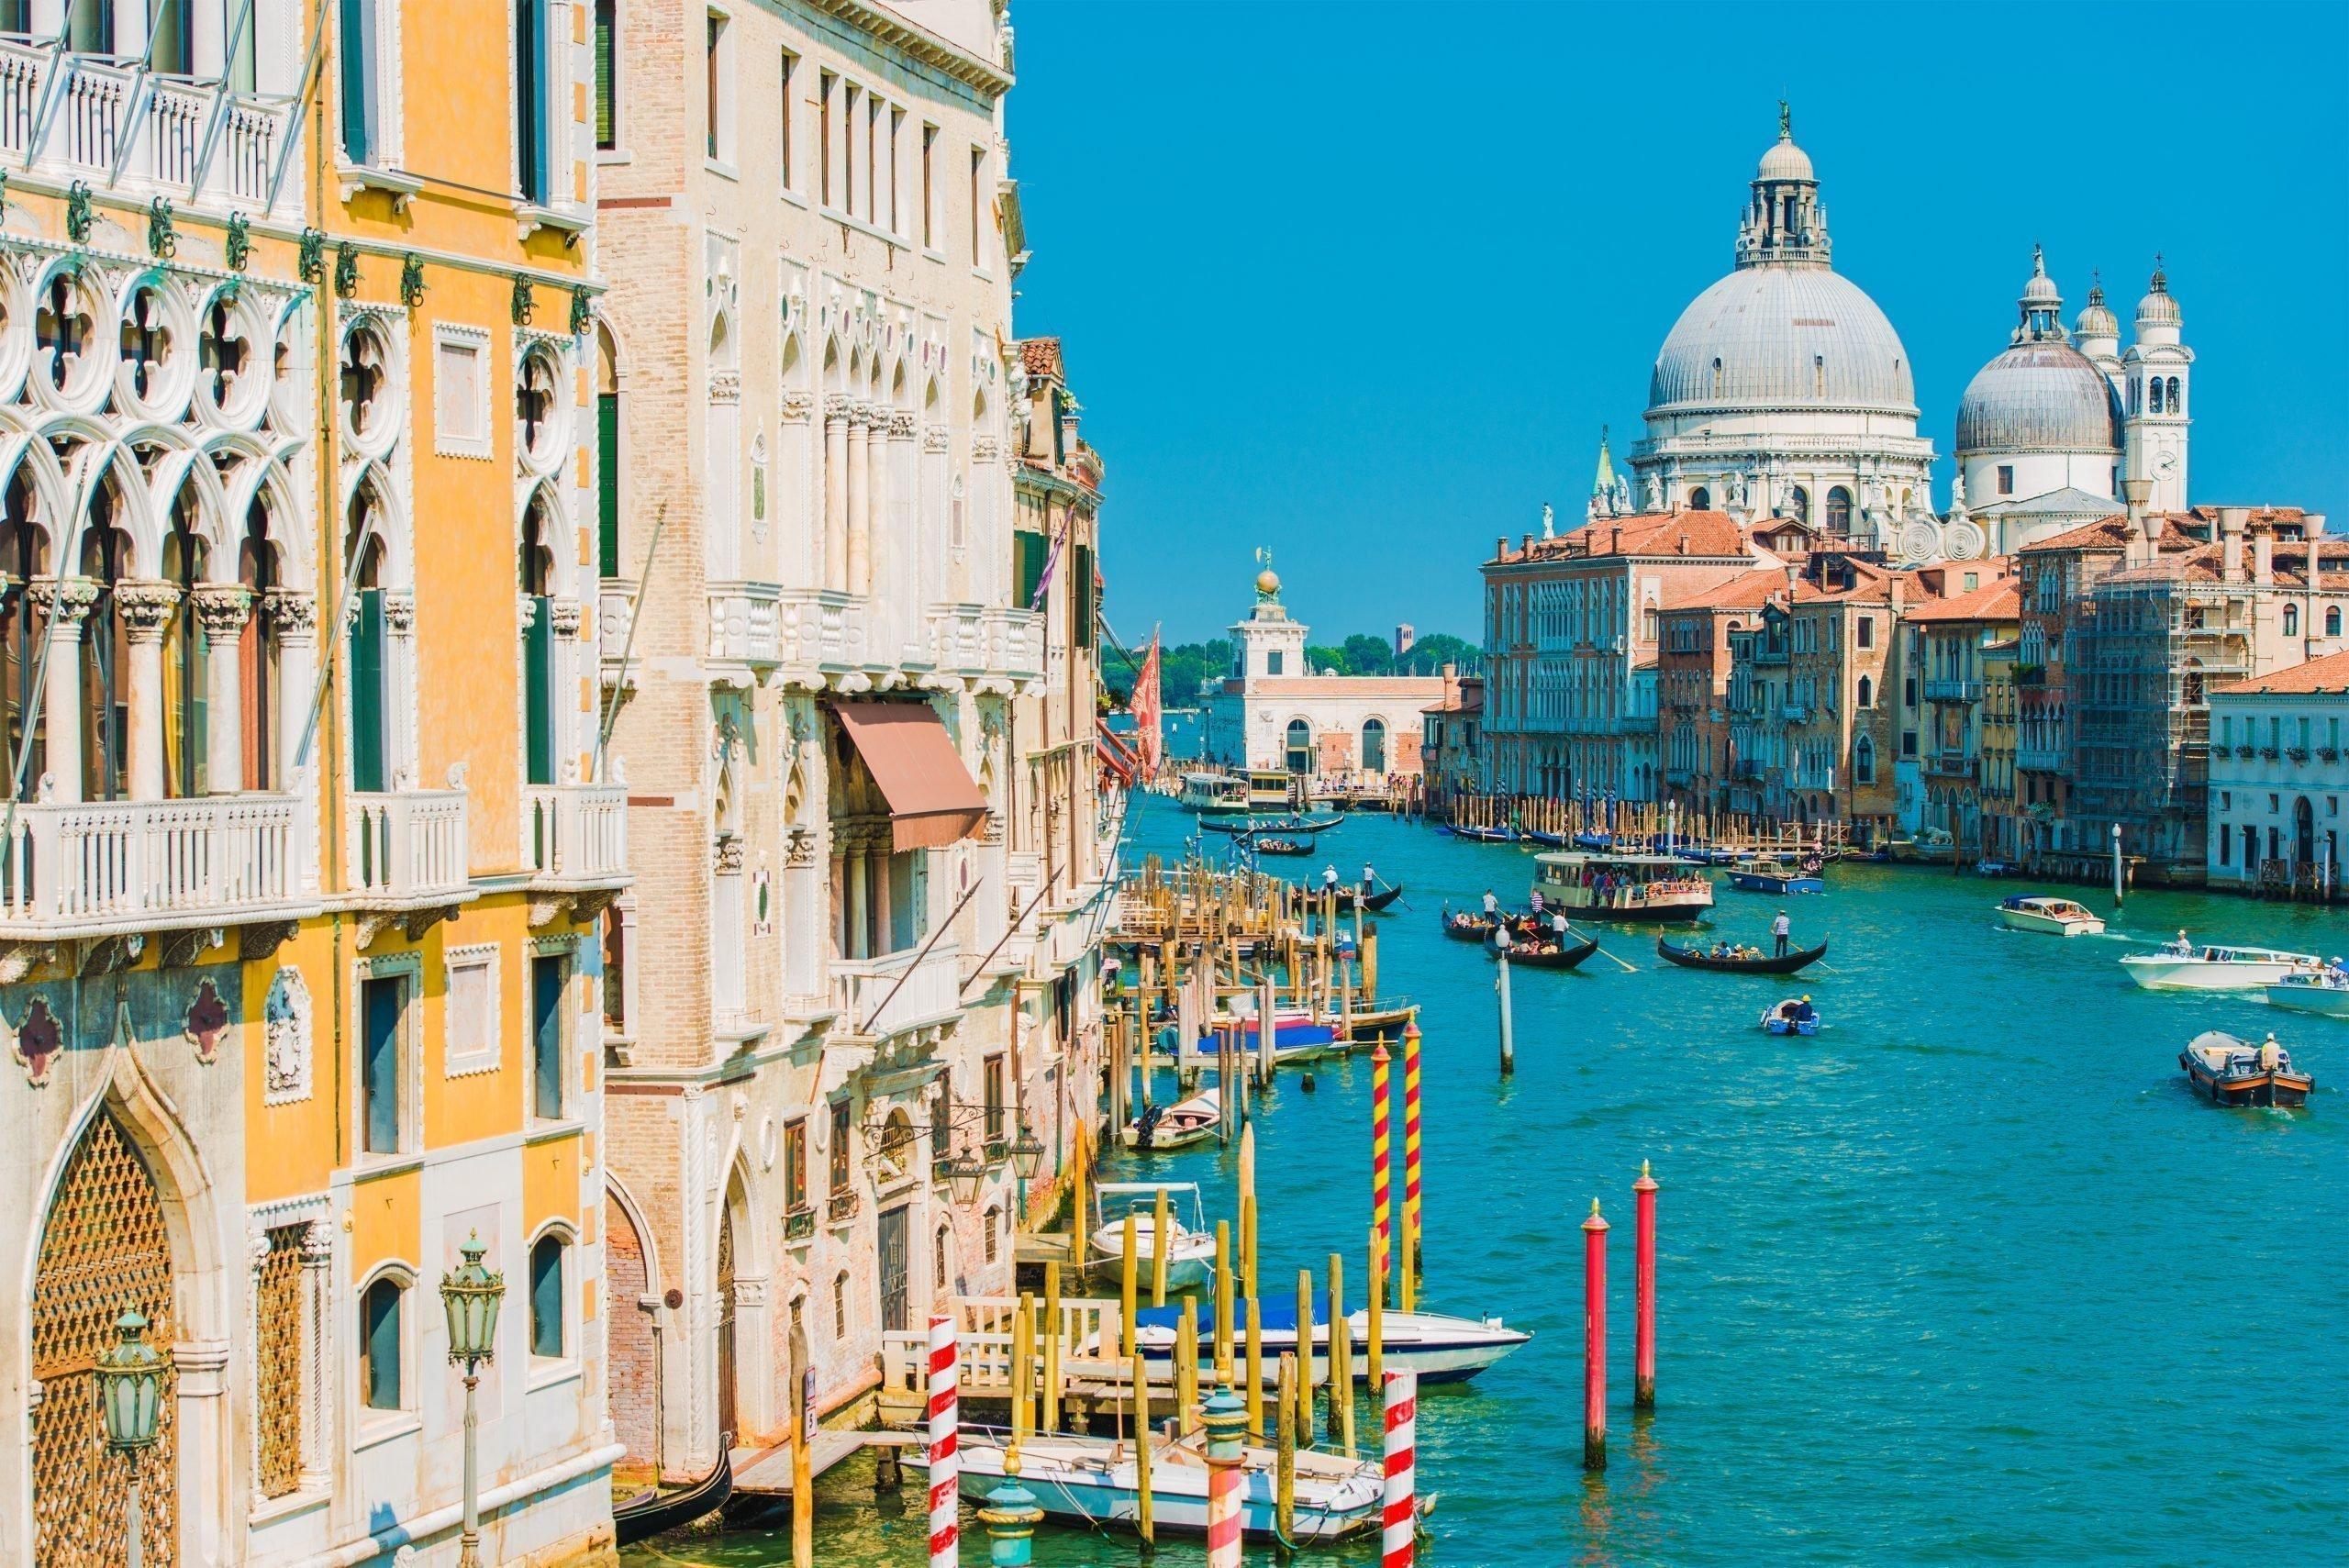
left=1631, top=106, right=1940, bottom=556
left=2121, top=261, right=2192, bottom=513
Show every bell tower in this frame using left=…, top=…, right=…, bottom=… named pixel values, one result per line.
left=2121, top=259, right=2192, bottom=513
left=1229, top=554, right=1308, bottom=684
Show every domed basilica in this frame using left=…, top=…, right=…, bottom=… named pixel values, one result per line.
left=1615, top=108, right=2192, bottom=562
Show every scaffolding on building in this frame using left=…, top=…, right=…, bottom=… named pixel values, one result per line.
left=2068, top=569, right=2254, bottom=871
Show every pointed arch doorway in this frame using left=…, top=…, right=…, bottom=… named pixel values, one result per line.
left=31, top=1106, right=181, bottom=1566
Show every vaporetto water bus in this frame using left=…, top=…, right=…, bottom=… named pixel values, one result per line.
left=1531, top=851, right=1715, bottom=922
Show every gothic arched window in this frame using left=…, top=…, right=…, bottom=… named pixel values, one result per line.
left=2327, top=606, right=2342, bottom=638
left=1856, top=674, right=1874, bottom=710
left=2283, top=605, right=2299, bottom=637
left=1688, top=486, right=1711, bottom=511
left=1790, top=485, right=1809, bottom=525
left=1285, top=719, right=1311, bottom=775
left=1361, top=717, right=1386, bottom=775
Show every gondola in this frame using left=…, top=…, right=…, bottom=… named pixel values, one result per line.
left=1655, top=936, right=1829, bottom=974
left=1522, top=828, right=1567, bottom=848
left=1205, top=814, right=1340, bottom=836
left=614, top=1440, right=733, bottom=1545
left=1443, top=824, right=1518, bottom=843
left=1247, top=835, right=1313, bottom=857
left=1500, top=933, right=1600, bottom=971
left=1440, top=908, right=1542, bottom=943
left=1328, top=883, right=1403, bottom=912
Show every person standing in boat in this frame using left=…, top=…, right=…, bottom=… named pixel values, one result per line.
left=1531, top=887, right=1545, bottom=915
left=1323, top=863, right=1340, bottom=895
left=1772, top=909, right=1792, bottom=957
left=1362, top=862, right=1377, bottom=895
left=2258, top=1033, right=2282, bottom=1073
left=1482, top=888, right=1498, bottom=917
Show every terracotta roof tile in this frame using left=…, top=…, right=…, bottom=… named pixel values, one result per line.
left=1018, top=337, right=1064, bottom=379
left=1902, top=577, right=2021, bottom=622
left=1490, top=510, right=1751, bottom=563
left=2213, top=649, right=2349, bottom=695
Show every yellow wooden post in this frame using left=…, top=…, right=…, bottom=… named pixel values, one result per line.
left=1325, top=1252, right=1346, bottom=1445
left=1294, top=1268, right=1315, bottom=1447
left=1176, top=1295, right=1199, bottom=1432
left=1400, top=1200, right=1418, bottom=1314
left=1275, top=1352, right=1297, bottom=1541
left=1068, top=1121, right=1088, bottom=1252
left=1151, top=1187, right=1170, bottom=1307
left=1244, top=1295, right=1264, bottom=1439
left=1133, top=1350, right=1154, bottom=1546
left=1366, top=1226, right=1385, bottom=1392
left=1240, top=1193, right=1258, bottom=1307
left=1120, top=1213, right=1140, bottom=1361
left=1012, top=1292, right=1035, bottom=1443
left=1214, top=1219, right=1235, bottom=1384
left=1042, top=1262, right=1063, bottom=1434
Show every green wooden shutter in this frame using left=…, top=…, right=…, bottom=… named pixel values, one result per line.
left=593, top=0, right=616, bottom=149
left=338, top=0, right=374, bottom=165
left=362, top=976, right=402, bottom=1154
left=1072, top=542, right=1095, bottom=649
left=1015, top=531, right=1044, bottom=610
left=532, top=954, right=564, bottom=1119
left=526, top=595, right=554, bottom=784
left=349, top=588, right=384, bottom=793
left=597, top=393, right=620, bottom=576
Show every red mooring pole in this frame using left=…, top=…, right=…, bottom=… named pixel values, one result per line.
left=1582, top=1198, right=1609, bottom=1472
left=1634, top=1161, right=1657, bottom=1410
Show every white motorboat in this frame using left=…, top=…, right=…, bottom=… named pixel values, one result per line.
left=1088, top=1182, right=1217, bottom=1292
left=2268, top=967, right=2349, bottom=1018
left=1996, top=894, right=2106, bottom=937
left=907, top=1424, right=1397, bottom=1542
left=1119, top=1089, right=1221, bottom=1151
left=1127, top=1299, right=1531, bottom=1385
left=2121, top=937, right=2322, bottom=991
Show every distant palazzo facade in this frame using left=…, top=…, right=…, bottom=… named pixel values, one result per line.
left=1202, top=570, right=1440, bottom=779
left=2205, top=650, right=2349, bottom=896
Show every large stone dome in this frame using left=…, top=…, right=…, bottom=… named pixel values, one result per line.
left=1955, top=340, right=2121, bottom=455
left=1647, top=265, right=1917, bottom=416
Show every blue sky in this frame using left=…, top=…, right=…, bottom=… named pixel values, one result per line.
left=1004, top=1, right=2348, bottom=649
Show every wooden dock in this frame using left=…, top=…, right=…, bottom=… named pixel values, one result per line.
left=730, top=1429, right=922, bottom=1498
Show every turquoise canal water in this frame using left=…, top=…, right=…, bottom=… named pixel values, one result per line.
left=626, top=795, right=2347, bottom=1567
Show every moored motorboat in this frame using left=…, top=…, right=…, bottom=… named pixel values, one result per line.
left=1657, top=936, right=1828, bottom=974
left=1130, top=1298, right=1531, bottom=1385
left=1725, top=855, right=1826, bottom=895
left=1120, top=1089, right=1221, bottom=1151
left=2178, top=1030, right=2313, bottom=1106
left=910, top=1424, right=1396, bottom=1542
left=2121, top=937, right=2322, bottom=991
left=1089, top=1183, right=1218, bottom=1291
left=2267, top=967, right=2349, bottom=1018
left=1761, top=996, right=1821, bottom=1036
left=1996, top=894, right=2107, bottom=937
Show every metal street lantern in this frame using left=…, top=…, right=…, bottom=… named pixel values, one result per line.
left=944, top=1148, right=986, bottom=1207
left=439, top=1232, right=506, bottom=1568
left=95, top=1308, right=169, bottom=1568
left=1008, top=1123, right=1046, bottom=1183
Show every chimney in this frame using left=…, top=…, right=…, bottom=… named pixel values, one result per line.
left=2253, top=530, right=2274, bottom=585
left=2305, top=513, right=2328, bottom=541
left=1783, top=562, right=1799, bottom=597
left=1888, top=574, right=1905, bottom=617
left=2120, top=477, right=2154, bottom=565
left=1610, top=527, right=1623, bottom=556
left=1496, top=535, right=1507, bottom=561
left=1677, top=532, right=1690, bottom=556
left=2220, top=506, right=2249, bottom=584
left=1522, top=533, right=1534, bottom=556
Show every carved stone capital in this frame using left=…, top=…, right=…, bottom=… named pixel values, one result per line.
left=922, top=423, right=950, bottom=454
left=28, top=576, right=102, bottom=627
left=114, top=579, right=182, bottom=639
left=888, top=410, right=918, bottom=439
left=301, top=1220, right=335, bottom=1261
left=382, top=592, right=416, bottom=634
left=971, top=436, right=1001, bottom=463
left=714, top=835, right=744, bottom=874
left=709, top=370, right=741, bottom=406
left=263, top=588, right=318, bottom=638
left=550, top=596, right=584, bottom=639
left=785, top=826, right=817, bottom=866
left=781, top=389, right=815, bottom=424
left=191, top=584, right=256, bottom=640
left=823, top=393, right=852, bottom=423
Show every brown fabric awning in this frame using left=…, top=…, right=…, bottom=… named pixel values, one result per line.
left=831, top=702, right=988, bottom=851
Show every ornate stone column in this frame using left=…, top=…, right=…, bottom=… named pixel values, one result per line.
left=822, top=394, right=851, bottom=593
left=780, top=389, right=817, bottom=584
left=969, top=436, right=1002, bottom=607
left=551, top=596, right=584, bottom=779
left=886, top=409, right=918, bottom=658
left=30, top=576, right=100, bottom=802
left=299, top=1220, right=334, bottom=1490
left=384, top=591, right=416, bottom=787
left=264, top=588, right=317, bottom=782
left=846, top=402, right=874, bottom=596
left=194, top=584, right=255, bottom=795
left=115, top=579, right=180, bottom=800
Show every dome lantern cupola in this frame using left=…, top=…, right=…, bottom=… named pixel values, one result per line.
left=2134, top=257, right=2182, bottom=342
left=1735, top=102, right=1831, bottom=269
left=2075, top=270, right=2121, bottom=356
left=2013, top=245, right=2065, bottom=344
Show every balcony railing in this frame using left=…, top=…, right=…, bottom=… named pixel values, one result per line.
left=708, top=580, right=784, bottom=673
left=523, top=783, right=629, bottom=890
left=348, top=789, right=469, bottom=905
left=928, top=602, right=989, bottom=678
left=1925, top=751, right=1975, bottom=780
left=777, top=588, right=873, bottom=675
left=0, top=793, right=311, bottom=936
left=1924, top=678, right=1985, bottom=703
left=2016, top=746, right=2065, bottom=773
left=0, top=42, right=299, bottom=215
left=833, top=940, right=964, bottom=1039
left=985, top=607, right=1044, bottom=683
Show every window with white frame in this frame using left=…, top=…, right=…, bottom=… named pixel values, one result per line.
left=358, top=1269, right=412, bottom=1413
left=516, top=0, right=559, bottom=205
left=778, top=48, right=798, bottom=191
left=705, top=8, right=735, bottom=166
left=433, top=325, right=493, bottom=459
left=444, top=944, right=501, bottom=1075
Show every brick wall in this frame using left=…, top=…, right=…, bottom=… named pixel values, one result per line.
left=604, top=1192, right=659, bottom=1478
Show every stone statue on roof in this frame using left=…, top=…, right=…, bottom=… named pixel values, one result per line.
left=1644, top=473, right=1663, bottom=511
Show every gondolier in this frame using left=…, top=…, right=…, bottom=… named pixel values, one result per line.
left=1771, top=910, right=1792, bottom=957
left=1482, top=889, right=1498, bottom=916
left=1324, top=864, right=1341, bottom=894
left=1362, top=862, right=1377, bottom=894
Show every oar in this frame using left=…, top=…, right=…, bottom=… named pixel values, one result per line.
left=1807, top=960, right=1844, bottom=975
left=1568, top=927, right=1639, bottom=973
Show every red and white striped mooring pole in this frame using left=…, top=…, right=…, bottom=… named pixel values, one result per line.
left=927, top=1313, right=960, bottom=1567
left=1382, top=1369, right=1418, bottom=1567
left=1583, top=1198, right=1609, bottom=1472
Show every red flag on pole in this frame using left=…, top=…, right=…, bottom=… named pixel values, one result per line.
left=1132, top=629, right=1163, bottom=774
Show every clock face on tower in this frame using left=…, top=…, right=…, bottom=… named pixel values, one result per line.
left=2154, top=449, right=2178, bottom=477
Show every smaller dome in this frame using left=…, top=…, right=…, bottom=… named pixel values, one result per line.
left=1757, top=133, right=1813, bottom=183
left=2137, top=261, right=2180, bottom=327
left=1956, top=341, right=2122, bottom=457
left=2076, top=277, right=2119, bottom=341
left=1255, top=568, right=1280, bottom=596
